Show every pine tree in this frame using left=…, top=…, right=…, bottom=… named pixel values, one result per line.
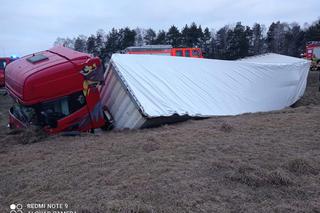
left=214, top=26, right=229, bottom=59
left=86, top=35, right=97, bottom=55
left=74, top=35, right=87, bottom=52
left=155, top=30, right=167, bottom=44
left=284, top=23, right=305, bottom=56
left=267, top=21, right=288, bottom=54
left=119, top=27, right=136, bottom=49
left=201, top=27, right=212, bottom=56
left=292, top=24, right=305, bottom=56
left=95, top=30, right=105, bottom=53
left=166, top=25, right=181, bottom=47
left=305, top=19, right=320, bottom=41
left=105, top=28, right=120, bottom=60
left=244, top=26, right=252, bottom=56
left=249, top=23, right=264, bottom=55
left=197, top=25, right=204, bottom=47
left=225, top=22, right=249, bottom=59
left=95, top=30, right=107, bottom=64
left=181, top=23, right=202, bottom=47
left=181, top=24, right=190, bottom=47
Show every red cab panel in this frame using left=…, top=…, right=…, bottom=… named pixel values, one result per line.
left=6, top=47, right=108, bottom=134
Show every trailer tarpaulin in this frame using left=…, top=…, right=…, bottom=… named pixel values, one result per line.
left=100, top=53, right=310, bottom=129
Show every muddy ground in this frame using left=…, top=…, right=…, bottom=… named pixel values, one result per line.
left=0, top=72, right=320, bottom=213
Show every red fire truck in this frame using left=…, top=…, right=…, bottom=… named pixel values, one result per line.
left=303, top=41, right=320, bottom=70
left=5, top=47, right=112, bottom=134
left=124, top=45, right=203, bottom=58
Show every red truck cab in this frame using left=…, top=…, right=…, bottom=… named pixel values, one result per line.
left=5, top=47, right=109, bottom=133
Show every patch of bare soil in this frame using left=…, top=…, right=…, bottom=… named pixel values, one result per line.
left=0, top=72, right=320, bottom=213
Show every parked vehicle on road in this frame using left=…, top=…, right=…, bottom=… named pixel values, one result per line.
left=302, top=41, right=320, bottom=70
left=124, top=45, right=203, bottom=58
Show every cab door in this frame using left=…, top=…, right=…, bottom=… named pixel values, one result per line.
left=53, top=106, right=92, bottom=133
left=42, top=92, right=93, bottom=134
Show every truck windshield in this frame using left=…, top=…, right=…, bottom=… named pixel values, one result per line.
left=10, top=91, right=86, bottom=127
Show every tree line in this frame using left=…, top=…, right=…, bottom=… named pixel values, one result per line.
left=54, top=19, right=320, bottom=64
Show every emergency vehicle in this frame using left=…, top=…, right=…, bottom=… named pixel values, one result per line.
left=124, top=45, right=203, bottom=58
left=303, top=41, right=320, bottom=70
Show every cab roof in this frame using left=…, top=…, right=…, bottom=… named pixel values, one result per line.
left=5, top=46, right=93, bottom=105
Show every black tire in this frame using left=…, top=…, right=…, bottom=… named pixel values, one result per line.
left=100, top=111, right=114, bottom=131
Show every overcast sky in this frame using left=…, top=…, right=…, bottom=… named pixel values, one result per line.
left=0, top=0, right=319, bottom=56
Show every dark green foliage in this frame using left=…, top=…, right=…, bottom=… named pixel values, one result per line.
left=181, top=23, right=203, bottom=47
left=212, top=26, right=228, bottom=59
left=224, top=22, right=250, bottom=59
left=267, top=21, right=287, bottom=54
left=74, top=35, right=87, bottom=53
left=249, top=23, right=265, bottom=55
left=119, top=27, right=136, bottom=50
left=154, top=30, right=167, bottom=45
left=54, top=18, right=320, bottom=61
left=105, top=28, right=120, bottom=55
left=201, top=27, right=212, bottom=56
left=305, top=20, right=320, bottom=42
left=166, top=25, right=181, bottom=47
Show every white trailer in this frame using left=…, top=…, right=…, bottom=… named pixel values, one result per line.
left=100, top=53, right=310, bottom=129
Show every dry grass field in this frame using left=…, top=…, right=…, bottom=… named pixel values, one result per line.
left=0, top=72, right=319, bottom=213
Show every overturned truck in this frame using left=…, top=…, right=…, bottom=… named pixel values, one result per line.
left=101, top=53, right=310, bottom=128
left=5, top=47, right=310, bottom=133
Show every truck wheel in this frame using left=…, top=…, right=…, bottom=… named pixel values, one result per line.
left=101, top=111, right=114, bottom=131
